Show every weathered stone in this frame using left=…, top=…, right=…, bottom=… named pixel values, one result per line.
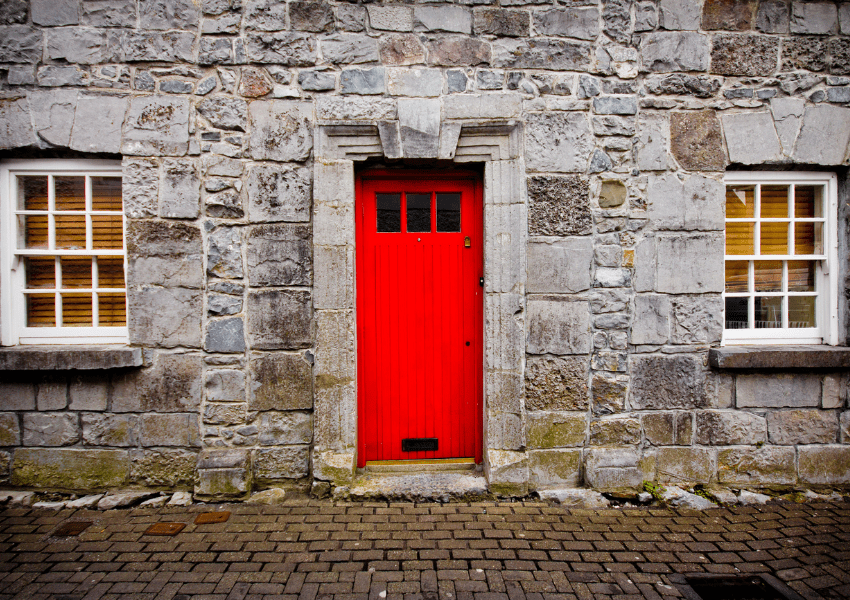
left=526, top=113, right=593, bottom=173
left=527, top=299, right=590, bottom=355
left=631, top=354, right=708, bottom=409
left=414, top=6, right=472, bottom=33
left=127, top=221, right=203, bottom=288
left=716, top=446, right=795, bottom=485
left=198, top=37, right=232, bottom=64
left=655, top=447, right=714, bottom=484
left=12, top=448, right=128, bottom=490
left=756, top=0, right=789, bottom=32
left=197, top=96, right=248, bottom=131
left=67, top=93, right=125, bottom=153
left=588, top=149, right=612, bottom=173
left=636, top=115, right=669, bottom=171
left=598, top=180, right=627, bottom=208
left=670, top=110, right=725, bottom=171
left=207, top=226, right=243, bottom=279
left=798, top=445, right=850, bottom=484
left=643, top=412, right=685, bottom=445
left=35, top=376, right=66, bottom=411
left=721, top=111, right=783, bottom=165
left=781, top=37, right=827, bottom=73
left=711, top=34, right=778, bottom=77
left=767, top=409, right=838, bottom=445
left=529, top=450, right=582, bottom=489
left=0, top=0, right=27, bottom=24
left=790, top=1, right=837, bottom=34
left=526, top=176, right=591, bottom=236
left=584, top=448, right=653, bottom=490
left=123, top=158, right=158, bottom=218
left=32, top=0, right=79, bottom=25
left=250, top=351, right=313, bottom=412
left=527, top=239, right=592, bottom=294
left=671, top=295, right=722, bottom=344
left=589, top=417, right=640, bottom=446
left=247, top=224, right=312, bottom=287
left=254, top=447, right=310, bottom=480
left=245, top=165, right=311, bottom=223
left=316, top=97, right=397, bottom=121
left=793, top=105, right=850, bottom=165
left=82, top=0, right=136, bottom=26
left=640, top=32, right=710, bottom=73
left=491, top=39, right=590, bottom=70
left=702, top=0, right=756, bottom=30
left=646, top=74, right=721, bottom=98
left=832, top=39, right=850, bottom=76
left=205, top=370, right=245, bottom=404
left=112, top=354, right=203, bottom=413
left=379, top=34, right=426, bottom=66
left=0, top=26, right=41, bottom=63
left=208, top=294, right=242, bottom=316
left=695, top=410, right=766, bottom=445
left=249, top=487, right=287, bottom=504
left=81, top=414, right=137, bottom=447
left=122, top=96, right=189, bottom=156
left=139, top=413, right=197, bottom=447
left=367, top=5, right=413, bottom=31
left=26, top=90, right=76, bottom=148
left=486, top=449, right=528, bottom=497
left=736, top=374, right=821, bottom=408
left=337, top=4, right=365, bottom=32
left=474, top=8, right=529, bottom=37
left=47, top=27, right=118, bottom=65
left=661, top=486, right=716, bottom=510
left=157, top=158, right=199, bottom=218
left=658, top=0, right=701, bottom=30
left=487, top=412, right=524, bottom=450
left=388, top=69, right=442, bottom=97
left=290, top=1, right=333, bottom=32
left=246, top=32, right=316, bottom=65
left=0, top=414, right=20, bottom=446
left=602, top=0, right=631, bottom=44
left=592, top=116, right=635, bottom=136
left=206, top=318, right=246, bottom=353
left=122, top=31, right=195, bottom=62
left=525, top=357, right=589, bottom=411
left=655, top=233, right=724, bottom=293
left=340, top=68, right=385, bottom=95
left=22, top=413, right=79, bottom=447
left=533, top=8, right=598, bottom=40
left=244, top=0, right=286, bottom=30
left=577, top=75, right=600, bottom=99
left=321, top=35, right=378, bottom=65
left=139, top=0, right=199, bottom=29
left=258, top=411, right=312, bottom=445
left=37, top=65, right=90, bottom=87
left=0, top=98, right=36, bottom=149
left=196, top=449, right=251, bottom=498
left=249, top=101, right=312, bottom=162
left=591, top=375, right=627, bottom=416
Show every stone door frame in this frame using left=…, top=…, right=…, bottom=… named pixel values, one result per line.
left=311, top=112, right=530, bottom=494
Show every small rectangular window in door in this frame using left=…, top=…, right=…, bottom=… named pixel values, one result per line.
left=437, top=193, right=461, bottom=232
left=406, top=193, right=431, bottom=232
left=376, top=193, right=401, bottom=232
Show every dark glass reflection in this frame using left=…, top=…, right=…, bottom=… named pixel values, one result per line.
left=725, top=297, right=748, bottom=330
left=437, top=193, right=461, bottom=232
left=377, top=193, right=401, bottom=232
left=406, top=193, right=431, bottom=232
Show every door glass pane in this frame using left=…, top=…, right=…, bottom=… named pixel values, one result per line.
left=25, top=258, right=55, bottom=289
left=17, top=176, right=48, bottom=211
left=91, top=177, right=122, bottom=211
left=794, top=222, right=823, bottom=255
left=760, top=185, right=788, bottom=218
left=788, top=296, right=816, bottom=328
left=21, top=214, right=48, bottom=249
left=61, top=293, right=92, bottom=326
left=406, top=193, right=431, bottom=232
left=55, top=176, right=86, bottom=211
left=98, top=293, right=126, bottom=326
left=754, top=261, right=782, bottom=292
left=98, top=258, right=125, bottom=288
left=725, top=297, right=749, bottom=329
left=91, top=215, right=123, bottom=249
left=794, top=185, right=821, bottom=218
left=726, top=222, right=754, bottom=255
left=436, top=193, right=461, bottom=232
left=27, top=294, right=55, bottom=327
left=755, top=296, right=782, bottom=328
left=55, top=215, right=86, bottom=249
left=376, top=193, right=401, bottom=232
left=726, top=185, right=754, bottom=219
left=725, top=261, right=748, bottom=293
left=760, top=222, right=788, bottom=254
left=787, top=260, right=815, bottom=292
left=61, top=257, right=92, bottom=289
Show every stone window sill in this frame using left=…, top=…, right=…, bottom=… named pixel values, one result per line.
left=0, top=346, right=143, bottom=371
left=709, top=346, right=850, bottom=370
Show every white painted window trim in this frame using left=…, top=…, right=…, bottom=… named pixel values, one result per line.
left=0, top=159, right=128, bottom=346
left=722, top=171, right=839, bottom=346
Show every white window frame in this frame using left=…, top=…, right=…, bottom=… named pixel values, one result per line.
left=0, top=159, right=128, bottom=345
left=722, top=171, right=838, bottom=346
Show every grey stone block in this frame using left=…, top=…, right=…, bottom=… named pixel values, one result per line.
left=527, top=299, right=590, bottom=355
left=671, top=295, right=722, bottom=344
left=793, top=105, right=850, bottom=165
left=139, top=413, right=197, bottom=446
left=695, top=410, right=767, bottom=445
left=655, top=233, right=724, bottom=294
left=647, top=173, right=724, bottom=231
left=47, top=28, right=116, bottom=64
left=314, top=246, right=353, bottom=310
left=12, top=448, right=129, bottom=490
left=126, top=220, right=203, bottom=289
left=529, top=449, right=582, bottom=489
left=721, top=112, right=783, bottom=164
left=123, top=158, right=158, bottom=218
left=122, top=96, right=190, bottom=156
left=197, top=96, right=247, bottom=131
left=398, top=97, right=440, bottom=157
left=0, top=0, right=27, bottom=24
left=0, top=380, right=34, bottom=411
left=208, top=294, right=242, bottom=316
left=767, top=409, right=838, bottom=445
left=487, top=372, right=523, bottom=414
left=207, top=226, right=244, bottom=279
left=488, top=412, right=525, bottom=450
left=526, top=411, right=586, bottom=448
left=525, top=113, right=593, bottom=173
left=248, top=101, right=312, bottom=162
left=32, top=0, right=79, bottom=25
left=527, top=175, right=591, bottom=236
left=0, top=98, right=37, bottom=149
left=130, top=448, right=197, bottom=487
left=82, top=414, right=137, bottom=447
left=69, top=94, right=126, bottom=154
left=367, top=5, right=412, bottom=31
left=387, top=69, right=442, bottom=97
left=790, top=1, right=837, bottom=34
left=298, top=71, right=336, bottom=91
left=527, top=238, right=592, bottom=294
left=721, top=447, right=798, bottom=485
left=485, top=294, right=524, bottom=372
left=0, top=26, right=42, bottom=64
left=37, top=65, right=89, bottom=87
left=653, top=447, right=715, bottom=484
left=321, top=34, right=378, bottom=64
left=631, top=295, right=670, bottom=345
left=246, top=165, right=311, bottom=223
left=736, top=374, right=821, bottom=408
left=592, top=374, right=627, bottom=416
left=640, top=32, right=710, bottom=73
left=205, top=369, right=245, bottom=403
left=492, top=38, right=589, bottom=70
left=316, top=97, right=396, bottom=121
left=68, top=376, right=108, bottom=411
left=247, top=291, right=312, bottom=350
left=799, top=445, right=850, bottom=484
left=206, top=318, right=246, bottom=353
left=244, top=0, right=286, bottom=30
left=245, top=32, right=316, bottom=65
left=246, top=224, right=312, bottom=287
left=756, top=0, right=789, bottom=32
left=254, top=446, right=310, bottom=480
left=658, top=0, right=700, bottom=30
left=82, top=0, right=135, bottom=26
left=584, top=448, right=652, bottom=490
left=203, top=403, right=247, bottom=425
left=313, top=161, right=354, bottom=246
left=593, top=96, right=638, bottom=115
left=122, top=31, right=194, bottom=62
left=27, top=90, right=77, bottom=148
left=258, top=411, right=312, bottom=445
left=290, top=1, right=333, bottom=32
left=636, top=115, right=670, bottom=171
left=635, top=1, right=658, bottom=30
left=340, top=68, right=386, bottom=95
left=128, top=286, right=203, bottom=348
left=589, top=416, right=640, bottom=446
left=113, top=354, right=202, bottom=413
left=22, top=413, right=79, bottom=447
left=36, top=377, right=67, bottom=411
left=0, top=414, right=21, bottom=446
left=139, top=0, right=199, bottom=29
left=631, top=354, right=708, bottom=409
left=159, top=158, right=199, bottom=218
left=533, top=7, right=598, bottom=40
left=414, top=5, right=471, bottom=33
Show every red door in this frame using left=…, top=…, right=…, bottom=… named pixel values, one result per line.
left=356, top=170, right=483, bottom=466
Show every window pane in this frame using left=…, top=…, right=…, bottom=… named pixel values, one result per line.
left=436, top=193, right=461, bottom=232
left=726, top=185, right=754, bottom=219
left=406, top=193, right=431, bottom=232
left=376, top=193, right=401, bottom=233
left=91, top=177, right=122, bottom=211
left=55, top=176, right=86, bottom=211
left=91, top=215, right=123, bottom=249
left=21, top=214, right=49, bottom=249
left=55, top=215, right=86, bottom=249
left=788, top=296, right=816, bottom=328
left=27, top=294, right=55, bottom=327
left=61, top=257, right=92, bottom=289
left=754, top=296, right=782, bottom=328
left=760, top=185, right=788, bottom=218
left=759, top=222, right=788, bottom=254
left=754, top=261, right=782, bottom=292
left=17, top=176, right=48, bottom=211
left=98, top=257, right=125, bottom=288
left=794, top=185, right=821, bottom=218
left=25, top=258, right=55, bottom=289
left=98, top=293, right=126, bottom=326
left=788, top=260, right=815, bottom=292
left=61, top=293, right=92, bottom=326
left=725, top=297, right=749, bottom=329
left=726, top=222, right=754, bottom=255
left=725, top=261, right=748, bottom=293
left=794, top=222, right=823, bottom=255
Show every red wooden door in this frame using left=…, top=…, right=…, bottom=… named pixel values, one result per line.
left=356, top=170, right=483, bottom=466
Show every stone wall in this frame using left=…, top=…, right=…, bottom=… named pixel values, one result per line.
left=1, top=0, right=850, bottom=495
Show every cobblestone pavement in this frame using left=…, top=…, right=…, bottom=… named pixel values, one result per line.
left=0, top=498, right=847, bottom=600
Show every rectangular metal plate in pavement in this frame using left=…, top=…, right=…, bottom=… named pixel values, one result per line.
left=195, top=511, right=230, bottom=524
left=402, top=438, right=438, bottom=452
left=144, top=522, right=186, bottom=536
left=54, top=521, right=92, bottom=536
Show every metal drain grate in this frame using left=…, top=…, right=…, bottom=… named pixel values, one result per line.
left=53, top=521, right=92, bottom=537
left=195, top=511, right=230, bottom=524
left=670, top=574, right=805, bottom=600
left=144, top=522, right=186, bottom=536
